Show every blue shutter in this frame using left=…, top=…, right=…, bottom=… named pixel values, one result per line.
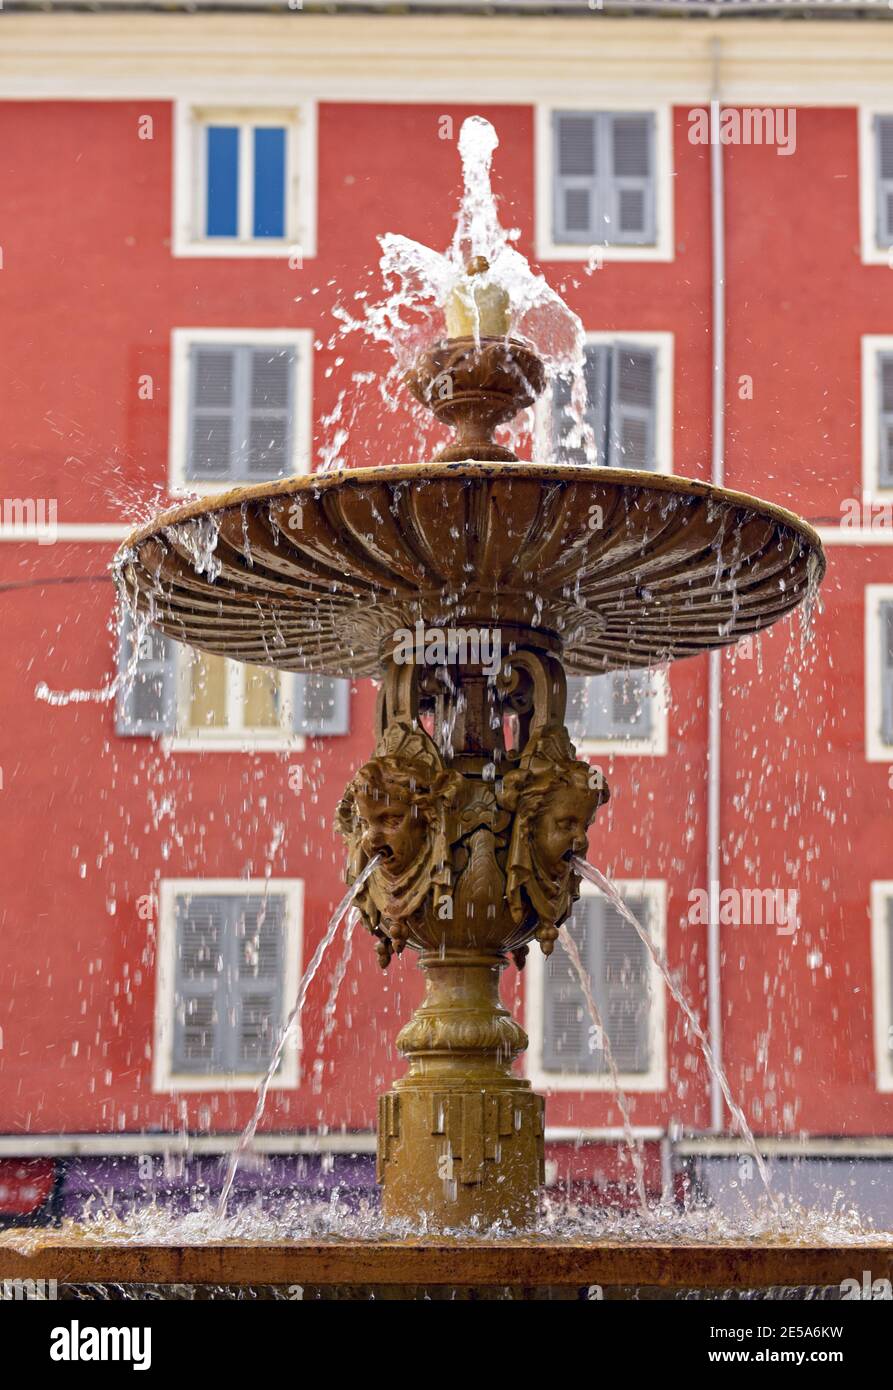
left=608, top=343, right=658, bottom=470
left=882, top=601, right=893, bottom=746
left=566, top=672, right=653, bottom=742
left=115, top=608, right=176, bottom=737
left=876, top=116, right=893, bottom=249
left=292, top=674, right=350, bottom=736
left=253, top=126, right=287, bottom=239
left=206, top=126, right=240, bottom=238
left=552, top=344, right=609, bottom=467
left=878, top=354, right=893, bottom=488
left=606, top=113, right=655, bottom=245
left=171, top=892, right=287, bottom=1076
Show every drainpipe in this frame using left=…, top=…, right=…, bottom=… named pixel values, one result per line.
left=707, top=38, right=725, bottom=1135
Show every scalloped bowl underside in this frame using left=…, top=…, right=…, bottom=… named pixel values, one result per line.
left=117, top=463, right=825, bottom=679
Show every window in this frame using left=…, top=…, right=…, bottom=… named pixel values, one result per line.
left=865, top=587, right=893, bottom=762
left=565, top=671, right=668, bottom=757
left=525, top=881, right=666, bottom=1092
left=153, top=879, right=302, bottom=1091
left=861, top=338, right=893, bottom=498
left=169, top=329, right=312, bottom=490
left=536, top=106, right=673, bottom=262
left=173, top=103, right=316, bottom=258
left=552, top=340, right=664, bottom=470
left=871, top=883, right=893, bottom=1092
left=116, top=608, right=349, bottom=749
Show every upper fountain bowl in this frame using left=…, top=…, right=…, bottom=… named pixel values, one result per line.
left=115, top=461, right=825, bottom=680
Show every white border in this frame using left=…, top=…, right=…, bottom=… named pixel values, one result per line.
left=535, top=329, right=675, bottom=478
left=168, top=326, right=313, bottom=495
left=525, top=877, right=667, bottom=1092
left=871, top=880, right=893, bottom=1092
left=861, top=334, right=893, bottom=504
left=535, top=102, right=674, bottom=263
left=172, top=99, right=317, bottom=259
left=153, top=877, right=303, bottom=1092
left=865, top=582, right=893, bottom=762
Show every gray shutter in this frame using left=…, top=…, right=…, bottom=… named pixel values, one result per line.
left=608, top=343, right=657, bottom=470
left=607, top=113, right=655, bottom=245
left=876, top=116, right=893, bottom=249
left=233, top=895, right=286, bottom=1072
left=172, top=892, right=287, bottom=1075
left=187, top=345, right=238, bottom=480
left=246, top=346, right=295, bottom=479
left=879, top=354, right=893, bottom=487
left=597, top=895, right=651, bottom=1073
left=566, top=672, right=653, bottom=742
left=883, top=601, right=893, bottom=745
left=115, top=608, right=176, bottom=736
left=552, top=344, right=609, bottom=467
left=542, top=900, right=594, bottom=1071
left=888, top=898, right=893, bottom=1062
left=292, top=674, right=350, bottom=736
left=553, top=112, right=600, bottom=244
left=172, top=894, right=226, bottom=1073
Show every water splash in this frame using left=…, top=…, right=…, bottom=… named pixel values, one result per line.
left=216, top=857, right=381, bottom=1219
left=571, top=856, right=777, bottom=1207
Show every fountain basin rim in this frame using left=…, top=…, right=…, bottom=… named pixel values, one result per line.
left=117, top=460, right=826, bottom=576
left=1, top=1233, right=888, bottom=1290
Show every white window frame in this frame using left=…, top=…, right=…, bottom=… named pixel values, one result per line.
left=535, top=103, right=674, bottom=263
left=858, top=106, right=893, bottom=266
left=169, top=327, right=313, bottom=495
left=861, top=335, right=893, bottom=504
left=535, top=330, right=674, bottom=476
left=172, top=100, right=317, bottom=259
left=865, top=583, right=893, bottom=762
left=525, top=877, right=667, bottom=1093
left=167, top=650, right=307, bottom=754
left=153, top=877, right=303, bottom=1093
left=871, top=881, right=893, bottom=1092
left=569, top=667, right=670, bottom=759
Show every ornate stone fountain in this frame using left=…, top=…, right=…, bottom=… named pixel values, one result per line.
left=115, top=175, right=824, bottom=1234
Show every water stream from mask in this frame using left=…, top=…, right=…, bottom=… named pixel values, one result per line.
left=559, top=929, right=650, bottom=1220
left=570, top=856, right=776, bottom=1207
left=216, top=859, right=380, bottom=1220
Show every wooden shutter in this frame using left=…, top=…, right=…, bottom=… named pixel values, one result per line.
left=252, top=126, right=287, bottom=239
left=172, top=892, right=287, bottom=1076
left=115, top=608, right=176, bottom=737
left=172, top=894, right=227, bottom=1073
left=247, top=346, right=295, bottom=478
left=551, top=345, right=609, bottom=467
left=542, top=894, right=653, bottom=1076
left=876, top=116, right=893, bottom=249
left=553, top=112, right=599, bottom=244
left=187, top=345, right=238, bottom=480
left=565, top=672, right=653, bottom=742
left=883, top=601, right=893, bottom=746
left=542, top=900, right=594, bottom=1071
left=292, top=674, right=350, bottom=736
left=607, top=113, right=655, bottom=245
left=186, top=343, right=295, bottom=483
left=878, top=354, right=893, bottom=487
left=596, top=895, right=651, bottom=1073
left=608, top=343, right=657, bottom=470
left=233, top=895, right=286, bottom=1071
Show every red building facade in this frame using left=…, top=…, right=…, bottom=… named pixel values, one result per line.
left=1, top=6, right=893, bottom=1216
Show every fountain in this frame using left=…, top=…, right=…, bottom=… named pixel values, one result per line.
left=108, top=119, right=825, bottom=1244
left=5, top=116, right=862, bottom=1298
